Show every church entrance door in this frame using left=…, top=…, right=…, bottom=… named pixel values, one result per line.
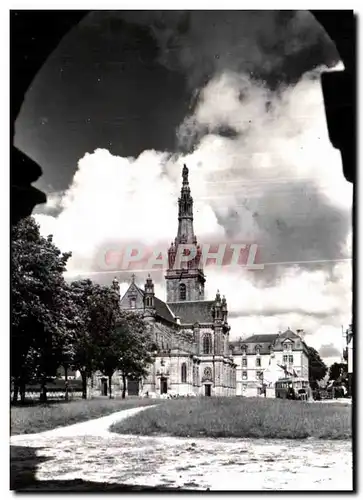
left=160, top=377, right=168, bottom=395
left=204, top=384, right=211, bottom=397
left=127, top=378, right=139, bottom=396
left=101, top=379, right=108, bottom=396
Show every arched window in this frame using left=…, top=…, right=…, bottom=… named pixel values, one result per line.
left=181, top=363, right=187, bottom=383
left=179, top=283, right=186, bottom=301
left=203, top=333, right=212, bottom=354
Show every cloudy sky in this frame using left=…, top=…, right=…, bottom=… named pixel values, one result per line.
left=15, top=11, right=352, bottom=366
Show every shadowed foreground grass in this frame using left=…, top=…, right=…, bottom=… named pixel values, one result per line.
left=11, top=397, right=159, bottom=436
left=110, top=397, right=352, bottom=439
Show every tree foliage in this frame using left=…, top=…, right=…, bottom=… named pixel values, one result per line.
left=11, top=217, right=71, bottom=401
left=11, top=217, right=155, bottom=403
left=329, top=362, right=348, bottom=382
left=307, top=346, right=328, bottom=388
left=108, top=311, right=154, bottom=399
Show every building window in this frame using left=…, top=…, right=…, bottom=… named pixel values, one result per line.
left=283, top=355, right=288, bottom=363
left=242, top=357, right=247, bottom=367
left=181, top=363, right=187, bottom=383
left=130, top=297, right=136, bottom=308
left=255, top=346, right=260, bottom=355
left=179, top=283, right=186, bottom=301
left=256, top=371, right=262, bottom=380
left=203, top=333, right=212, bottom=354
left=242, top=384, right=247, bottom=390
left=283, top=343, right=292, bottom=352
left=256, top=358, right=261, bottom=367
left=204, top=367, right=212, bottom=379
left=242, top=371, right=248, bottom=380
left=288, top=355, right=294, bottom=364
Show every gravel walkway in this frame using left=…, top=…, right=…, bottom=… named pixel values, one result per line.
left=10, top=406, right=353, bottom=491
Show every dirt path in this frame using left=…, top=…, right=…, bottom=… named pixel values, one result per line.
left=11, top=405, right=152, bottom=442
left=10, top=406, right=353, bottom=491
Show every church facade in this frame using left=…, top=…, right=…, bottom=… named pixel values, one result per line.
left=117, top=164, right=237, bottom=397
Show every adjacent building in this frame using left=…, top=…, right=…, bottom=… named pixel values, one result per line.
left=230, top=329, right=310, bottom=397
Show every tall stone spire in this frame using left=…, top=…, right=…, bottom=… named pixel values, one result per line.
left=166, top=164, right=205, bottom=303
left=176, top=164, right=196, bottom=245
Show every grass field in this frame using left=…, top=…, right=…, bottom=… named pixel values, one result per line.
left=11, top=397, right=159, bottom=436
left=110, top=397, right=352, bottom=440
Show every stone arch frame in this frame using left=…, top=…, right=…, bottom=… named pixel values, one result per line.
left=203, top=333, right=212, bottom=354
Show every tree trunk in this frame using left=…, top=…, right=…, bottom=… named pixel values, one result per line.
left=81, top=371, right=87, bottom=399
left=12, top=382, right=19, bottom=404
left=64, top=364, right=69, bottom=401
left=108, top=375, right=112, bottom=399
left=39, top=377, right=47, bottom=403
left=122, top=373, right=127, bottom=399
left=20, top=380, right=26, bottom=404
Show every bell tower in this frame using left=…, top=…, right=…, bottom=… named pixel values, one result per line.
left=166, top=164, right=206, bottom=303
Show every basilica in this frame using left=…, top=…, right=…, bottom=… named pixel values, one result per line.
left=87, top=164, right=309, bottom=399
left=117, top=164, right=237, bottom=397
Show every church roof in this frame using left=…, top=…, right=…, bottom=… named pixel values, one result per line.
left=135, top=286, right=176, bottom=325
left=120, top=282, right=176, bottom=325
left=167, top=300, right=215, bottom=325
left=154, top=296, right=176, bottom=324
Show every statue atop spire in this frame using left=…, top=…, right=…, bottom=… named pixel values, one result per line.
left=177, top=163, right=193, bottom=228
left=182, top=164, right=189, bottom=185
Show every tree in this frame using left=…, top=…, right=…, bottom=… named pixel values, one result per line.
left=113, top=311, right=154, bottom=399
left=11, top=217, right=71, bottom=403
left=88, top=284, right=120, bottom=399
left=307, top=346, right=328, bottom=389
left=66, top=279, right=104, bottom=399
left=329, top=362, right=348, bottom=382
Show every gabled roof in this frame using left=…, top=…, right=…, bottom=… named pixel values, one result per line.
left=278, top=329, right=300, bottom=339
left=119, top=282, right=144, bottom=309
left=167, top=300, right=215, bottom=325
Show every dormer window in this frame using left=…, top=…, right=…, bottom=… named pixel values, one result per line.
left=255, top=345, right=261, bottom=355
left=283, top=342, right=292, bottom=352
left=241, top=344, right=247, bottom=355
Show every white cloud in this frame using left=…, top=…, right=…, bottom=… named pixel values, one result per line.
left=34, top=68, right=352, bottom=360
